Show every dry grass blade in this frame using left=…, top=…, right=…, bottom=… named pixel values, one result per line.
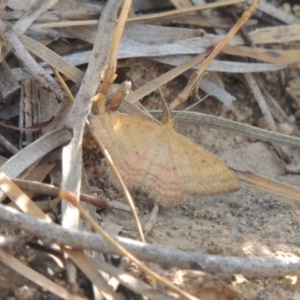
left=236, top=170, right=300, bottom=202
left=60, top=0, right=125, bottom=290
left=19, top=34, right=84, bottom=83
left=245, top=73, right=277, bottom=131
left=0, top=127, right=71, bottom=199
left=154, top=55, right=286, bottom=74
left=223, top=44, right=300, bottom=64
left=0, top=170, right=51, bottom=220
left=171, top=111, right=300, bottom=147
left=0, top=249, right=85, bottom=300
left=257, top=1, right=300, bottom=24
left=61, top=0, right=123, bottom=206
left=0, top=20, right=66, bottom=101
left=0, top=0, right=58, bottom=60
left=65, top=249, right=122, bottom=300
left=0, top=59, right=19, bottom=100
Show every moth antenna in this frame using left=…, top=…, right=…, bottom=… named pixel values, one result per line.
left=174, top=90, right=214, bottom=119
left=125, top=85, right=156, bottom=122
left=154, top=74, right=171, bottom=121
left=138, top=101, right=157, bottom=122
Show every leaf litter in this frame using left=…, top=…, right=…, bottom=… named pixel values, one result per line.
left=0, top=0, right=300, bottom=299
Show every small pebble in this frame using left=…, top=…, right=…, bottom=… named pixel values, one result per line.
left=14, top=286, right=36, bottom=300
left=234, top=135, right=244, bottom=144
left=282, top=3, right=291, bottom=12
left=276, top=123, right=294, bottom=135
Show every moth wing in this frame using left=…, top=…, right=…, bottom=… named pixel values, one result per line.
left=170, top=131, right=240, bottom=195
left=90, top=113, right=161, bottom=186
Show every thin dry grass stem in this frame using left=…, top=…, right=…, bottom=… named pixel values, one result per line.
left=60, top=190, right=201, bottom=300
left=38, top=20, right=99, bottom=28
left=235, top=170, right=300, bottom=202
left=34, top=0, right=246, bottom=29
left=91, top=129, right=146, bottom=243
left=244, top=73, right=285, bottom=158
left=126, top=51, right=208, bottom=106
left=245, top=73, right=277, bottom=131
left=169, top=0, right=262, bottom=111
left=261, top=84, right=297, bottom=130
left=111, top=0, right=132, bottom=72
left=12, top=178, right=108, bottom=209
left=50, top=66, right=75, bottom=102
left=89, top=0, right=146, bottom=243
left=95, top=0, right=132, bottom=114
left=260, top=79, right=300, bottom=149
left=143, top=204, right=159, bottom=235
left=127, top=0, right=247, bottom=22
